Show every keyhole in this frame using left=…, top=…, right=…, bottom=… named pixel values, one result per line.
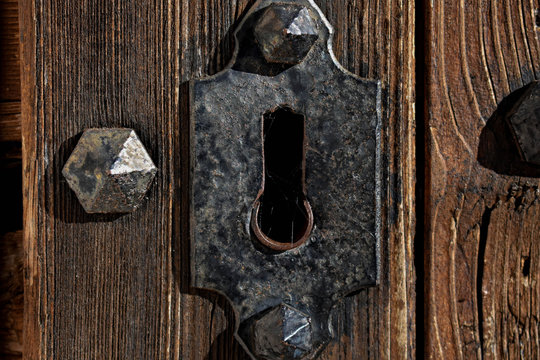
left=251, top=106, right=314, bottom=251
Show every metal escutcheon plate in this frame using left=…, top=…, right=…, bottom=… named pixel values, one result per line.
left=190, top=0, right=381, bottom=358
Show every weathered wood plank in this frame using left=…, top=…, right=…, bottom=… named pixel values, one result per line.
left=21, top=0, right=415, bottom=358
left=480, top=189, right=540, bottom=359
left=0, top=0, right=22, bottom=358
left=0, top=0, right=20, bottom=102
left=0, top=103, right=22, bottom=142
left=0, top=231, right=23, bottom=359
left=425, top=0, right=540, bottom=358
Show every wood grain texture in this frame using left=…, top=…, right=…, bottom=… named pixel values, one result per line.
left=0, top=0, right=23, bottom=358
left=0, top=102, right=22, bottom=142
left=0, top=0, right=20, bottom=102
left=0, top=0, right=22, bottom=142
left=425, top=0, right=540, bottom=358
left=21, top=0, right=415, bottom=359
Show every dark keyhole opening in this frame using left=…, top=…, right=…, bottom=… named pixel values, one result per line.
left=251, top=106, right=313, bottom=251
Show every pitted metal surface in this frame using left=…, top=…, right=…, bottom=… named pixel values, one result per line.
left=190, top=0, right=381, bottom=358
left=250, top=303, right=313, bottom=360
left=507, top=80, right=540, bottom=167
left=62, top=128, right=157, bottom=214
left=254, top=4, right=319, bottom=65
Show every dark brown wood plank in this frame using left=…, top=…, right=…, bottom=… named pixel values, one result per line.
left=0, top=0, right=22, bottom=358
left=0, top=0, right=20, bottom=102
left=0, top=103, right=21, bottom=142
left=425, top=0, right=540, bottom=358
left=21, top=0, right=415, bottom=358
left=481, top=190, right=540, bottom=359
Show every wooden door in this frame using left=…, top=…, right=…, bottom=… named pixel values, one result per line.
left=19, top=0, right=415, bottom=359
left=424, top=0, right=540, bottom=359
left=0, top=0, right=23, bottom=359
left=14, top=0, right=540, bottom=358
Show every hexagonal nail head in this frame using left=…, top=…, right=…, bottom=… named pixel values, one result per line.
left=251, top=303, right=313, bottom=360
left=62, top=128, right=157, bottom=214
left=254, top=4, right=319, bottom=65
left=507, top=80, right=540, bottom=167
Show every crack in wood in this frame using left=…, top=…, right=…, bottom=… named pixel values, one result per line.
left=477, top=203, right=493, bottom=358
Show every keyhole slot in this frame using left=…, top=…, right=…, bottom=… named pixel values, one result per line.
left=251, top=106, right=314, bottom=251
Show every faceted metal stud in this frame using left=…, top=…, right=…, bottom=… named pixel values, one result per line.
left=62, top=128, right=157, bottom=214
left=251, top=304, right=313, bottom=360
left=254, top=4, right=319, bottom=65
left=506, top=80, right=540, bottom=167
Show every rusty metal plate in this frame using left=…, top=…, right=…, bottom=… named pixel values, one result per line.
left=190, top=0, right=381, bottom=358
